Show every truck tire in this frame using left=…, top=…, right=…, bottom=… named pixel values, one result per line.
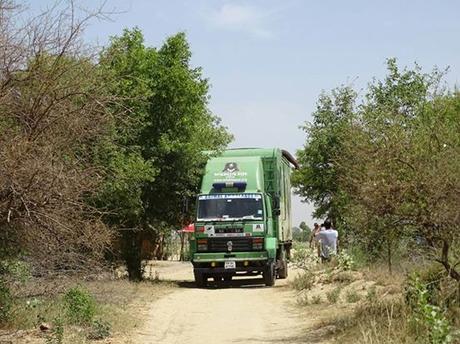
left=278, top=248, right=288, bottom=279
left=278, top=259, right=288, bottom=279
left=194, top=271, right=206, bottom=288
left=263, top=261, right=276, bottom=287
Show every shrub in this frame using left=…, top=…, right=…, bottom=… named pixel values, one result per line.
left=366, top=285, right=377, bottom=302
left=0, top=280, right=12, bottom=322
left=291, top=243, right=319, bottom=270
left=311, top=295, right=322, bottom=304
left=291, top=271, right=315, bottom=291
left=87, top=319, right=111, bottom=340
left=326, top=287, right=341, bottom=303
left=346, top=289, right=361, bottom=303
left=337, top=250, right=355, bottom=271
left=46, top=316, right=64, bottom=344
left=406, top=276, right=452, bottom=344
left=63, top=286, right=96, bottom=325
left=296, top=294, right=310, bottom=306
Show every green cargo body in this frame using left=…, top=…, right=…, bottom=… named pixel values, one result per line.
left=190, top=148, right=298, bottom=287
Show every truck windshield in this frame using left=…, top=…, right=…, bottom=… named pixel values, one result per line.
left=197, top=194, right=263, bottom=221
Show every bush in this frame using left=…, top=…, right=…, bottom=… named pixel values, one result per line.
left=63, top=286, right=96, bottom=325
left=0, top=280, right=12, bottom=322
left=291, top=271, right=315, bottom=291
left=311, top=295, right=322, bottom=304
left=326, top=287, right=341, bottom=303
left=406, top=276, right=452, bottom=344
left=296, top=294, right=310, bottom=306
left=87, top=319, right=111, bottom=340
left=0, top=259, right=30, bottom=322
left=291, top=243, right=319, bottom=270
left=45, top=316, right=64, bottom=344
left=366, top=285, right=377, bottom=302
left=336, top=250, right=356, bottom=271
left=346, top=290, right=361, bottom=303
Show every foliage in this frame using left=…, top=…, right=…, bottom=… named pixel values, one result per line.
left=0, top=259, right=31, bottom=322
left=365, top=286, right=377, bottom=304
left=345, top=289, right=361, bottom=303
left=45, top=316, right=64, bottom=344
left=97, top=28, right=232, bottom=279
left=291, top=242, right=319, bottom=270
left=406, top=276, right=452, bottom=344
left=326, top=286, right=342, bottom=303
left=87, top=319, right=112, bottom=340
left=336, top=250, right=356, bottom=271
left=0, top=1, right=112, bottom=275
left=292, top=226, right=310, bottom=242
left=294, top=58, right=460, bottom=283
left=63, top=286, right=96, bottom=325
left=292, top=86, right=356, bottom=223
left=311, top=295, right=322, bottom=304
left=291, top=271, right=315, bottom=291
left=0, top=280, right=12, bottom=322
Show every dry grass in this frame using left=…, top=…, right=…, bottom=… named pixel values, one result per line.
left=291, top=262, right=418, bottom=344
left=1, top=278, right=177, bottom=343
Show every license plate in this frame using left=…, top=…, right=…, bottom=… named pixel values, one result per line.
left=224, top=261, right=236, bottom=269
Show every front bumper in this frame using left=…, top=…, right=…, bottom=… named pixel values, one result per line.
left=192, top=251, right=268, bottom=263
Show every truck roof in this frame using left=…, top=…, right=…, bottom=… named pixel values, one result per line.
left=200, top=148, right=298, bottom=194
left=219, top=148, right=298, bottom=168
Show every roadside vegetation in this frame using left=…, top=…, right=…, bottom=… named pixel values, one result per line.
left=0, top=0, right=229, bottom=341
left=291, top=243, right=459, bottom=343
left=292, top=61, right=460, bottom=343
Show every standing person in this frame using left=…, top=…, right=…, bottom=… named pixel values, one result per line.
left=309, top=223, right=321, bottom=248
left=317, top=219, right=338, bottom=262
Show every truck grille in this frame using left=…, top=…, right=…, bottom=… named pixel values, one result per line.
left=198, top=237, right=263, bottom=253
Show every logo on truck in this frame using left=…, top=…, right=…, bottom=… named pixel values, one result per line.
left=222, top=162, right=239, bottom=173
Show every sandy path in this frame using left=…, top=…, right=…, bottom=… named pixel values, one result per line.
left=134, top=261, right=307, bottom=344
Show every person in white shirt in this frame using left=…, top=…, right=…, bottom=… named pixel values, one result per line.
left=316, top=219, right=338, bottom=262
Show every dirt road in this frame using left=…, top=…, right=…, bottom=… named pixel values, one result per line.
left=133, top=261, right=309, bottom=344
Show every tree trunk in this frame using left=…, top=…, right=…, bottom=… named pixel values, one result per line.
left=122, top=231, right=143, bottom=281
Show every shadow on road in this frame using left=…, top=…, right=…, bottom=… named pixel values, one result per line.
left=176, top=277, right=287, bottom=290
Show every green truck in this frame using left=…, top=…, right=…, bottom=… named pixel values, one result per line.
left=189, top=148, right=298, bottom=287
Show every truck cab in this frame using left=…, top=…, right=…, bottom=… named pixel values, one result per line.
left=190, top=148, right=298, bottom=287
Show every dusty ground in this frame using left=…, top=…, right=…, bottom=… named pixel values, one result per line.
left=129, top=261, right=325, bottom=344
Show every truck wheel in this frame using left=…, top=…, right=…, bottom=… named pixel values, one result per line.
left=278, top=259, right=288, bottom=279
left=263, top=261, right=276, bottom=287
left=194, top=271, right=206, bottom=288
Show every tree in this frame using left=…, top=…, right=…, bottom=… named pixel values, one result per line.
left=338, top=60, right=460, bottom=278
left=292, top=86, right=356, bottom=229
left=295, top=58, right=460, bottom=282
left=299, top=221, right=309, bottom=232
left=293, top=222, right=311, bottom=242
left=97, top=29, right=232, bottom=280
left=0, top=2, right=112, bottom=275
